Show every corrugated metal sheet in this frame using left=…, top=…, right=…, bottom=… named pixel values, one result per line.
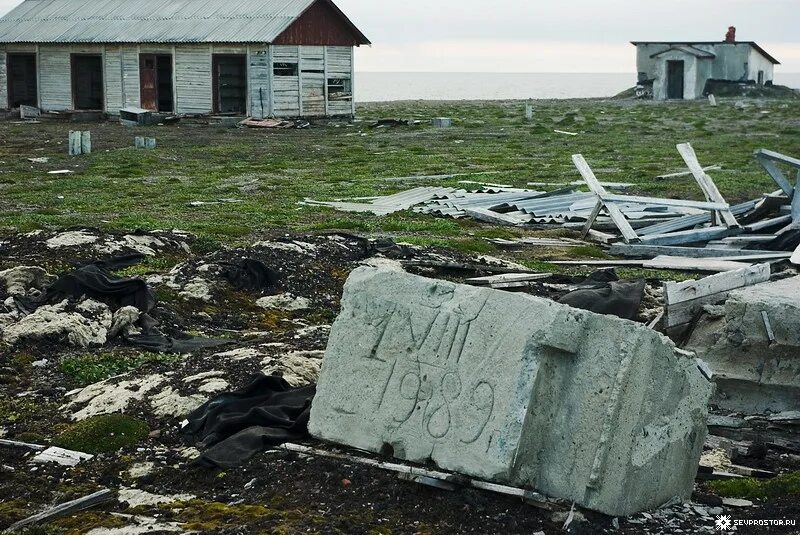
left=0, top=0, right=318, bottom=44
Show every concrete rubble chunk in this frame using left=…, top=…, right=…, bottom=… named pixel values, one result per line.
left=687, top=275, right=800, bottom=413
left=309, top=267, right=712, bottom=516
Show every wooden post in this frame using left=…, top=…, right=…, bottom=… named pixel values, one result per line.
left=68, top=131, right=82, bottom=155
left=80, top=131, right=91, bottom=154
left=525, top=101, right=533, bottom=120
left=134, top=136, right=144, bottom=149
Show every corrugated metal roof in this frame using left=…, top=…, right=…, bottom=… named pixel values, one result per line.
left=0, top=0, right=348, bottom=44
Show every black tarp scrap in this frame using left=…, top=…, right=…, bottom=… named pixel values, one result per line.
left=219, top=258, right=280, bottom=293
left=181, top=374, right=315, bottom=468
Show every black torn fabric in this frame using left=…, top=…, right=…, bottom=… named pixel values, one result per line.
left=558, top=279, right=647, bottom=321
left=219, top=259, right=280, bottom=292
left=46, top=264, right=156, bottom=313
left=181, top=374, right=316, bottom=468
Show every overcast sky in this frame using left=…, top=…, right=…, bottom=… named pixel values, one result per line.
left=1, top=0, right=798, bottom=72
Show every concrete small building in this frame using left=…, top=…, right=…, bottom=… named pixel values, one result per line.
left=632, top=28, right=780, bottom=100
left=0, top=0, right=370, bottom=117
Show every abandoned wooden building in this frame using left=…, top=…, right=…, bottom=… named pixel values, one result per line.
left=632, top=28, right=780, bottom=100
left=0, top=0, right=370, bottom=117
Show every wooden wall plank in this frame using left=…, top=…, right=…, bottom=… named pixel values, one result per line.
left=39, top=46, right=72, bottom=110
left=175, top=44, right=212, bottom=114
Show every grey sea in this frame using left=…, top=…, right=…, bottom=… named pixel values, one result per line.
left=354, top=72, right=800, bottom=102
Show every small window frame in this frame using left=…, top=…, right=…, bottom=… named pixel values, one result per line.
left=273, top=62, right=298, bottom=77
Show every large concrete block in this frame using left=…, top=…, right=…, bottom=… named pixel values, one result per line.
left=309, top=267, right=712, bottom=516
left=687, top=275, right=800, bottom=413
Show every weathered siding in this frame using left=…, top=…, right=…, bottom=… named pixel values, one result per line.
left=121, top=46, right=140, bottom=108
left=326, top=45, right=352, bottom=115
left=248, top=45, right=270, bottom=119
left=104, top=46, right=123, bottom=113
left=39, top=45, right=71, bottom=110
left=300, top=45, right=325, bottom=116
left=272, top=45, right=300, bottom=116
left=0, top=47, right=7, bottom=109
left=175, top=44, right=212, bottom=114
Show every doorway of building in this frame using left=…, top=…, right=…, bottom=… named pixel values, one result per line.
left=212, top=55, right=247, bottom=114
left=140, top=54, right=173, bottom=112
left=71, top=54, right=104, bottom=110
left=666, top=60, right=685, bottom=100
left=7, top=53, right=37, bottom=108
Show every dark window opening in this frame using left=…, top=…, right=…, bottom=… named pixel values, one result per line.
left=156, top=56, right=173, bottom=112
left=72, top=54, right=104, bottom=110
left=140, top=54, right=173, bottom=112
left=7, top=53, right=37, bottom=108
left=666, top=60, right=684, bottom=100
left=302, top=69, right=324, bottom=74
left=757, top=70, right=765, bottom=86
left=273, top=62, right=298, bottom=76
left=327, top=77, right=352, bottom=101
left=213, top=54, right=247, bottom=115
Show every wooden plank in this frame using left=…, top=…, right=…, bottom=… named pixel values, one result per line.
left=553, top=257, right=752, bottom=272
left=572, top=154, right=640, bottom=243
left=7, top=489, right=115, bottom=532
left=755, top=149, right=800, bottom=169
left=663, top=264, right=771, bottom=327
left=744, top=215, right=792, bottom=233
left=757, top=156, right=795, bottom=197
left=793, top=174, right=800, bottom=222
left=0, top=438, right=46, bottom=451
left=581, top=200, right=603, bottom=240
left=664, top=264, right=771, bottom=305
left=792, top=244, right=800, bottom=265
left=638, top=226, right=736, bottom=246
left=676, top=143, right=740, bottom=228
left=609, top=244, right=791, bottom=259
left=645, top=256, right=752, bottom=272
left=466, top=273, right=551, bottom=287
left=601, top=193, right=728, bottom=212
left=656, top=165, right=721, bottom=180
left=462, top=207, right=530, bottom=226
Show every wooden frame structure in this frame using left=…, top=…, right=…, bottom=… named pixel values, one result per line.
left=755, top=149, right=800, bottom=224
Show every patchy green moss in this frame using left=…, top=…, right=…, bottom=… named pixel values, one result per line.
left=50, top=511, right=127, bottom=535
left=14, top=432, right=46, bottom=445
left=168, top=500, right=279, bottom=532
left=707, top=472, right=800, bottom=500
left=60, top=351, right=178, bottom=386
left=54, top=414, right=149, bottom=454
left=0, top=499, right=31, bottom=527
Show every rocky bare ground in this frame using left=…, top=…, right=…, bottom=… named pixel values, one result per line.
left=0, top=228, right=798, bottom=534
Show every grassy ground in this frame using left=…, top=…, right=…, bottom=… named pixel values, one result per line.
left=0, top=97, right=798, bottom=249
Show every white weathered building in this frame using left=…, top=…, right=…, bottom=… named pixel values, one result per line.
left=632, top=28, right=780, bottom=100
left=0, top=0, right=370, bottom=117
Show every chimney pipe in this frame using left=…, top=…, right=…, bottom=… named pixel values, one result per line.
left=725, top=26, right=736, bottom=43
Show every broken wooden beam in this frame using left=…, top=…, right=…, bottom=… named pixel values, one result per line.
left=7, top=489, right=114, bottom=532
left=656, top=165, right=721, bottom=180
left=278, top=443, right=562, bottom=511
left=572, top=154, right=640, bottom=243
left=663, top=264, right=771, bottom=328
left=676, top=143, right=740, bottom=228
left=609, top=244, right=792, bottom=260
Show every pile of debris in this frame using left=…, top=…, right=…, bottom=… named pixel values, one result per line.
left=304, top=144, right=800, bottom=271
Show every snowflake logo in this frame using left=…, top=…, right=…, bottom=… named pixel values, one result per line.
left=716, top=515, right=733, bottom=531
